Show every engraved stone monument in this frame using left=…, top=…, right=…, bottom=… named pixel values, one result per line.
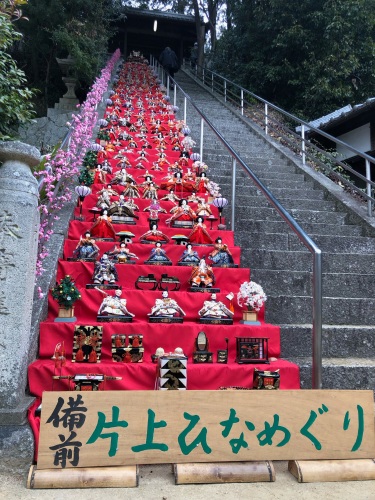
left=0, top=141, right=41, bottom=472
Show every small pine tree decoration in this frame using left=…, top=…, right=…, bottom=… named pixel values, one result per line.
left=83, top=150, right=98, bottom=168
left=78, top=167, right=94, bottom=186
left=51, top=275, right=81, bottom=309
left=97, top=130, right=110, bottom=141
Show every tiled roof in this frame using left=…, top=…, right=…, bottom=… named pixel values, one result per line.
left=296, top=97, right=375, bottom=133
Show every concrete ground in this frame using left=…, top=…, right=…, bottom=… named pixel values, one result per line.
left=1, top=462, right=374, bottom=500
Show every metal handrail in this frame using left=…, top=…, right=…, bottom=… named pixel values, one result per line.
left=186, top=62, right=375, bottom=217
left=151, top=55, right=323, bottom=389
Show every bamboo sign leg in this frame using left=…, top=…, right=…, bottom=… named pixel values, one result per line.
left=288, top=459, right=375, bottom=483
left=174, top=461, right=275, bottom=484
left=27, top=465, right=139, bottom=489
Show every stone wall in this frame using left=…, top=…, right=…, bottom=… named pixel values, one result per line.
left=18, top=109, right=76, bottom=151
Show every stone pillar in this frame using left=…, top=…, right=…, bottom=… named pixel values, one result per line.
left=0, top=141, right=41, bottom=472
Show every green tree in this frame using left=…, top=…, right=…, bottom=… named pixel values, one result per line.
left=214, top=0, right=375, bottom=119
left=0, top=0, right=35, bottom=139
left=16, top=0, right=125, bottom=115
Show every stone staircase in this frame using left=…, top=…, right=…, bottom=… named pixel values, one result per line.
left=174, top=70, right=375, bottom=389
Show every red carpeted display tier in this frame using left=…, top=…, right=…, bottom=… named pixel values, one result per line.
left=64, top=239, right=241, bottom=265
left=28, top=359, right=300, bottom=398
left=74, top=197, right=225, bottom=227
left=37, top=320, right=280, bottom=361
left=67, top=220, right=234, bottom=246
left=54, top=260, right=248, bottom=296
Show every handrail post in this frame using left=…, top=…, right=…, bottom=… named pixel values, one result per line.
left=173, top=84, right=177, bottom=107
left=312, top=250, right=323, bottom=389
left=366, top=159, right=372, bottom=216
left=265, top=103, right=268, bottom=135
left=211, top=72, right=214, bottom=92
left=224, top=80, right=227, bottom=102
left=203, top=68, right=205, bottom=86
left=200, top=117, right=204, bottom=161
left=166, top=75, right=170, bottom=96
left=231, top=158, right=237, bottom=231
left=241, top=90, right=244, bottom=116
left=301, top=124, right=306, bottom=165
left=184, top=97, right=187, bottom=123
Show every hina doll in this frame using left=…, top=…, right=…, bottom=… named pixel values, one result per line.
left=146, top=242, right=172, bottom=264
left=142, top=182, right=159, bottom=200
left=208, top=237, right=234, bottom=266
left=99, top=159, right=112, bottom=174
left=188, top=217, right=214, bottom=245
left=151, top=161, right=164, bottom=171
left=93, top=166, right=107, bottom=185
left=148, top=291, right=185, bottom=319
left=72, top=232, right=100, bottom=260
left=97, top=289, right=135, bottom=318
left=166, top=199, right=196, bottom=225
left=108, top=242, right=139, bottom=263
left=95, top=184, right=118, bottom=210
left=198, top=293, right=234, bottom=319
left=112, top=167, right=135, bottom=186
left=143, top=200, right=167, bottom=222
left=161, top=189, right=180, bottom=203
left=178, top=243, right=200, bottom=265
left=89, top=210, right=116, bottom=239
left=178, top=149, right=190, bottom=167
left=189, top=258, right=215, bottom=288
left=138, top=171, right=155, bottom=183
left=92, top=254, right=118, bottom=285
left=139, top=224, right=170, bottom=244
left=123, top=181, right=140, bottom=198
left=187, top=192, right=204, bottom=204
left=196, top=172, right=210, bottom=194
left=196, top=200, right=213, bottom=217
left=115, top=157, right=131, bottom=169
left=108, top=194, right=139, bottom=219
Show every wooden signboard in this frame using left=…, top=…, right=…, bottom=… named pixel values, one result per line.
left=37, top=390, right=375, bottom=470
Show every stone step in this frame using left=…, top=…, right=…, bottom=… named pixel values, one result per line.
left=204, top=151, right=286, bottom=163
left=265, top=295, right=375, bottom=325
left=236, top=230, right=375, bottom=254
left=247, top=249, right=375, bottom=274
left=250, top=187, right=326, bottom=198
left=205, top=155, right=290, bottom=168
left=232, top=196, right=338, bottom=212
left=209, top=163, right=298, bottom=175
left=219, top=178, right=315, bottom=190
left=240, top=187, right=327, bottom=200
left=215, top=171, right=309, bottom=182
left=291, top=357, right=375, bottom=390
left=279, top=324, right=375, bottom=358
left=237, top=220, right=361, bottom=237
left=208, top=179, right=326, bottom=200
left=288, top=233, right=375, bottom=253
left=251, top=269, right=375, bottom=299
left=235, top=207, right=347, bottom=224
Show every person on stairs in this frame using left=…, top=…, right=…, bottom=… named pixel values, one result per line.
left=159, top=46, right=179, bottom=87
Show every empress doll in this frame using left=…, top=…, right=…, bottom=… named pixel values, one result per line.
left=188, top=217, right=213, bottom=245
left=89, top=210, right=116, bottom=239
